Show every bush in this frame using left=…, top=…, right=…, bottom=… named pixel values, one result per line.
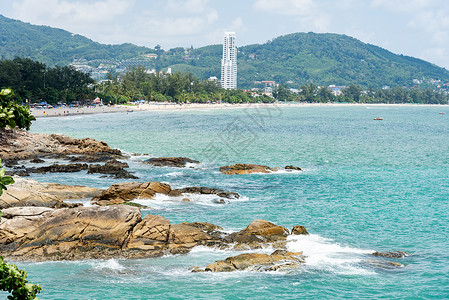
left=0, top=88, right=35, bottom=130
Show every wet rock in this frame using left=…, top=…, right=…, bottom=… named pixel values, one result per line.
left=372, top=251, right=410, bottom=258
left=27, top=163, right=89, bottom=174
left=142, top=157, right=200, bottom=168
left=219, top=163, right=273, bottom=175
left=226, top=219, right=290, bottom=245
left=29, top=157, right=45, bottom=163
left=87, top=162, right=137, bottom=179
left=174, top=187, right=240, bottom=199
left=91, top=182, right=157, bottom=206
left=182, top=198, right=190, bottom=202
left=212, top=199, right=228, bottom=204
left=291, top=225, right=309, bottom=235
left=203, top=250, right=306, bottom=272
left=284, top=165, right=303, bottom=171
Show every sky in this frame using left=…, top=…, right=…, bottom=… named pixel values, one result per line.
left=1, top=0, right=449, bottom=69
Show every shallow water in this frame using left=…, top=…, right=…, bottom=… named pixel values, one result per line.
left=5, top=105, right=449, bottom=299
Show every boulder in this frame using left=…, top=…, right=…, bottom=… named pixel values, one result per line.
left=88, top=162, right=137, bottom=179
left=0, top=176, right=101, bottom=209
left=0, top=128, right=122, bottom=161
left=371, top=251, right=410, bottom=258
left=174, top=187, right=240, bottom=199
left=0, top=205, right=142, bottom=260
left=292, top=225, right=309, bottom=235
left=142, top=157, right=200, bottom=168
left=219, top=164, right=274, bottom=175
left=91, top=182, right=157, bottom=205
left=203, top=250, right=306, bottom=272
left=92, top=182, right=239, bottom=206
left=0, top=207, right=223, bottom=261
left=26, top=163, right=89, bottom=174
left=226, top=219, right=290, bottom=244
left=284, top=165, right=303, bottom=171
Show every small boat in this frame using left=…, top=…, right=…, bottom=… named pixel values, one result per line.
left=438, top=112, right=445, bottom=115
left=373, top=117, right=383, bottom=120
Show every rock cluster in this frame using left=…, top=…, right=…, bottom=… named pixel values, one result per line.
left=219, top=163, right=302, bottom=175
left=142, top=157, right=200, bottom=168
left=91, top=181, right=240, bottom=206
left=0, top=128, right=121, bottom=163
left=198, top=250, right=306, bottom=272
left=0, top=206, right=290, bottom=261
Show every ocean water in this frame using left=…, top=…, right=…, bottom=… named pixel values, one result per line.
left=6, top=105, right=449, bottom=299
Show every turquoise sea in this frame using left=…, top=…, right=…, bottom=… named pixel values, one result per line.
left=6, top=105, right=449, bottom=299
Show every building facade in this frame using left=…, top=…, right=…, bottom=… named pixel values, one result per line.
left=221, top=32, right=237, bottom=90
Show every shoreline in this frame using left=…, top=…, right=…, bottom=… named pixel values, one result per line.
left=30, top=102, right=449, bottom=118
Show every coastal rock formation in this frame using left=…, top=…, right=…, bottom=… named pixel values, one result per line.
left=91, top=182, right=159, bottom=205
left=225, top=219, right=290, bottom=245
left=219, top=164, right=273, bottom=175
left=219, top=164, right=303, bottom=175
left=91, top=181, right=240, bottom=206
left=0, top=205, right=221, bottom=261
left=0, top=128, right=122, bottom=162
left=291, top=225, right=309, bottom=235
left=142, top=157, right=200, bottom=168
left=371, top=251, right=410, bottom=258
left=202, top=250, right=306, bottom=272
left=0, top=176, right=102, bottom=209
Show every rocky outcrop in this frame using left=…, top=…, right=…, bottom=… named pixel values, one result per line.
left=219, top=164, right=273, bottom=175
left=91, top=182, right=159, bottom=206
left=142, top=157, right=200, bottom=168
left=0, top=176, right=102, bottom=209
left=0, top=206, right=221, bottom=261
left=200, top=250, right=306, bottom=272
left=0, top=128, right=122, bottom=161
left=91, top=181, right=240, bottom=206
left=371, top=251, right=410, bottom=258
left=291, top=225, right=308, bottom=235
left=225, top=219, right=289, bottom=245
left=219, top=164, right=303, bottom=175
left=87, top=162, right=138, bottom=179
left=174, top=187, right=240, bottom=199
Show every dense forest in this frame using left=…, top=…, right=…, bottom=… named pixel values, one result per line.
left=2, top=15, right=449, bottom=89
left=0, top=57, right=94, bottom=103
left=0, top=58, right=447, bottom=105
left=0, top=15, right=154, bottom=66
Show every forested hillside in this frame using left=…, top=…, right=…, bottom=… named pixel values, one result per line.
left=1, top=15, right=449, bottom=88
left=0, top=14, right=153, bottom=66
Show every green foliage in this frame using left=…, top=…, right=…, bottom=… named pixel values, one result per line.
left=0, top=88, right=35, bottom=130
left=0, top=256, right=41, bottom=299
left=0, top=158, right=14, bottom=196
left=0, top=58, right=95, bottom=104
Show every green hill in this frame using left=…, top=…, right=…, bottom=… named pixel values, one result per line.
left=0, top=14, right=154, bottom=66
left=1, top=15, right=449, bottom=88
left=181, top=33, right=449, bottom=88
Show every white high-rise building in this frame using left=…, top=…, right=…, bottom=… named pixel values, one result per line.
left=221, top=32, right=237, bottom=89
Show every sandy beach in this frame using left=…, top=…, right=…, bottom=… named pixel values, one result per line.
left=30, top=102, right=448, bottom=118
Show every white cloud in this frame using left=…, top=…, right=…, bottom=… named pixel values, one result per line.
left=12, top=0, right=131, bottom=26
left=166, top=0, right=210, bottom=15
left=253, top=0, right=316, bottom=16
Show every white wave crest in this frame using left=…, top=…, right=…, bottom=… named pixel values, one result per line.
left=287, top=234, right=376, bottom=275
